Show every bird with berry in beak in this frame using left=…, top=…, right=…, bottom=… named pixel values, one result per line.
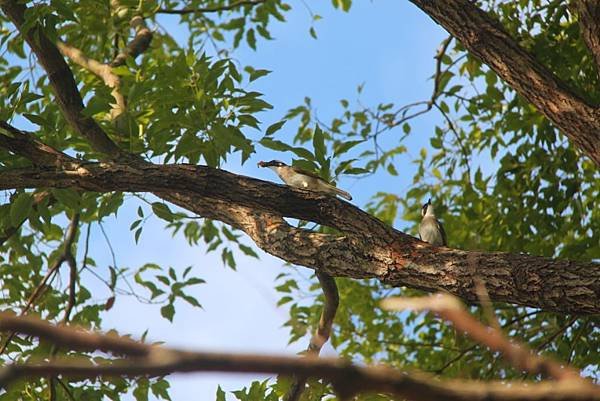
left=419, top=198, right=447, bottom=246
left=258, top=160, right=352, bottom=201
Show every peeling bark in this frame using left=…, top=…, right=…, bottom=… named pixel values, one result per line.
left=1, top=162, right=598, bottom=315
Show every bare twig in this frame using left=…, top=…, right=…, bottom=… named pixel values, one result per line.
left=285, top=272, right=339, bottom=401
left=57, top=42, right=126, bottom=119
left=0, top=314, right=598, bottom=401
left=157, top=0, right=265, bottom=15
left=535, top=316, right=579, bottom=352
left=110, top=15, right=152, bottom=68
left=382, top=294, right=583, bottom=382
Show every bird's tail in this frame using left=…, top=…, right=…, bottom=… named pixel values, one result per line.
left=331, top=186, right=352, bottom=201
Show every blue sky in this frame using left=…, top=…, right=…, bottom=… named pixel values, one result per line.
left=10, top=0, right=446, bottom=399
left=92, top=1, right=447, bottom=399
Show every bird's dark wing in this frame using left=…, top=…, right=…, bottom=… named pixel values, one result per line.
left=290, top=165, right=327, bottom=181
left=438, top=220, right=447, bottom=246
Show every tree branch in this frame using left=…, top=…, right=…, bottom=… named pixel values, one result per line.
left=576, top=0, right=600, bottom=73
left=110, top=15, right=152, bottom=68
left=0, top=121, right=77, bottom=167
left=382, top=294, right=583, bottom=382
left=157, top=0, right=265, bottom=15
left=0, top=161, right=598, bottom=315
left=0, top=314, right=598, bottom=401
left=56, top=42, right=127, bottom=119
left=285, top=272, right=339, bottom=401
left=0, top=0, right=124, bottom=159
left=408, top=0, right=600, bottom=166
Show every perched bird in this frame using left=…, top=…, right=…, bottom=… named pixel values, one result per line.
left=419, top=198, right=447, bottom=246
left=258, top=160, right=352, bottom=201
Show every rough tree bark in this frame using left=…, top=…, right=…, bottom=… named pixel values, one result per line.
left=408, top=0, right=600, bottom=166
left=0, top=156, right=598, bottom=315
left=1, top=0, right=599, bottom=319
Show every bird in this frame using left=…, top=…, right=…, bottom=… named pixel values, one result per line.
left=258, top=160, right=352, bottom=201
left=419, top=198, right=447, bottom=246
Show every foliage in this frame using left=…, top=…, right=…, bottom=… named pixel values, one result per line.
left=0, top=0, right=598, bottom=400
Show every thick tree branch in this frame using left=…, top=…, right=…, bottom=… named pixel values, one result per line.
left=0, top=0, right=124, bottom=158
left=576, top=0, right=600, bottom=73
left=0, top=162, right=598, bottom=315
left=0, top=314, right=598, bottom=401
left=0, top=122, right=77, bottom=167
left=408, top=0, right=600, bottom=166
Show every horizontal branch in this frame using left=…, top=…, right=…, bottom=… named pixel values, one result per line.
left=0, top=314, right=598, bottom=401
left=408, top=0, right=600, bottom=166
left=0, top=162, right=598, bottom=315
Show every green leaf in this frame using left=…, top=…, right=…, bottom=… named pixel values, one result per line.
left=313, top=125, right=326, bottom=163
left=160, top=304, right=175, bottom=322
left=152, top=202, right=174, bottom=222
left=216, top=386, right=226, bottom=401
left=265, top=120, right=286, bottom=136
left=10, top=192, right=33, bottom=227
left=344, top=167, right=370, bottom=175
left=333, top=140, right=363, bottom=157
left=245, top=67, right=271, bottom=82
left=246, top=29, right=257, bottom=50
left=239, top=244, right=259, bottom=258
left=52, top=188, right=81, bottom=210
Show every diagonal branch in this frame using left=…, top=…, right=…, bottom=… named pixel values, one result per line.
left=0, top=162, right=598, bottom=315
left=382, top=294, right=582, bottom=382
left=576, top=0, right=600, bottom=73
left=0, top=0, right=124, bottom=159
left=408, top=0, right=600, bottom=166
left=56, top=42, right=127, bottom=119
left=0, top=314, right=598, bottom=401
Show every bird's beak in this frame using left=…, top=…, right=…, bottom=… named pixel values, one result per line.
left=257, top=161, right=266, bottom=168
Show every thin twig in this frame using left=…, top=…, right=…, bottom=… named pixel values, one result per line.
left=536, top=316, right=579, bottom=352
left=57, top=42, right=126, bottom=119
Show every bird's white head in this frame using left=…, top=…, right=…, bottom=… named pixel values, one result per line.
left=421, top=198, right=436, bottom=217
